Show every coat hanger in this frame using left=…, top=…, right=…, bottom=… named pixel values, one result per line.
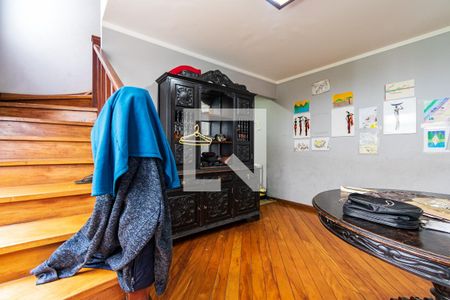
left=179, top=124, right=213, bottom=146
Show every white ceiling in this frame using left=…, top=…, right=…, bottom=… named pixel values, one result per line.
left=103, top=0, right=450, bottom=83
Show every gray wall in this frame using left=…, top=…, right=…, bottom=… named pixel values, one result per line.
left=101, top=28, right=277, bottom=102
left=270, top=32, right=450, bottom=205
left=0, top=0, right=100, bottom=94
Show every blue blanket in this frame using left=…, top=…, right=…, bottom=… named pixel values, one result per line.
left=90, top=86, right=180, bottom=196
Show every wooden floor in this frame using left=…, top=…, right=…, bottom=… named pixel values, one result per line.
left=149, top=201, right=432, bottom=300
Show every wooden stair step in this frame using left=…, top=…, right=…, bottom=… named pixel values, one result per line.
left=0, top=116, right=93, bottom=137
left=0, top=181, right=92, bottom=204
left=0, top=137, right=92, bottom=160
left=0, top=93, right=93, bottom=107
left=0, top=269, right=122, bottom=300
left=0, top=214, right=90, bottom=255
left=0, top=158, right=93, bottom=187
left=0, top=102, right=97, bottom=122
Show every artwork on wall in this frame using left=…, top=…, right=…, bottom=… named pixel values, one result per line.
left=359, top=106, right=378, bottom=129
left=385, top=79, right=415, bottom=101
left=294, top=100, right=310, bottom=114
left=423, top=128, right=449, bottom=153
left=294, top=139, right=310, bottom=152
left=332, top=92, right=353, bottom=108
left=359, top=131, right=378, bottom=154
left=383, top=97, right=416, bottom=134
left=423, top=97, right=450, bottom=125
left=312, top=79, right=331, bottom=95
left=332, top=106, right=355, bottom=137
left=293, top=112, right=311, bottom=138
left=311, top=137, right=330, bottom=151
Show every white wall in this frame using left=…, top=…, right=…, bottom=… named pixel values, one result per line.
left=269, top=32, right=450, bottom=205
left=0, top=0, right=100, bottom=94
left=101, top=28, right=277, bottom=102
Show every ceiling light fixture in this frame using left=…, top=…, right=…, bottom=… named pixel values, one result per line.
left=266, top=0, right=295, bottom=9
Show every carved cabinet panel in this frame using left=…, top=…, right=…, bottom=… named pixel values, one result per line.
left=203, top=184, right=233, bottom=224
left=167, top=192, right=201, bottom=233
left=233, top=178, right=259, bottom=215
left=173, top=83, right=195, bottom=107
left=235, top=144, right=250, bottom=162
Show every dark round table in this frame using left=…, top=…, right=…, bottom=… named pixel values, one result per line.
left=313, top=189, right=450, bottom=300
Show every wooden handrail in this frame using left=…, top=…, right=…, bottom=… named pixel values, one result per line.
left=91, top=35, right=124, bottom=112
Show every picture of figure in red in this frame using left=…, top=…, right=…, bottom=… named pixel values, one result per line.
left=304, top=116, right=310, bottom=136
left=298, top=116, right=304, bottom=136
left=346, top=111, right=354, bottom=134
left=293, top=117, right=298, bottom=136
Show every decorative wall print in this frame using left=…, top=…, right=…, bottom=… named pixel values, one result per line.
left=385, top=79, right=415, bottom=101
left=359, top=131, right=378, bottom=154
left=311, top=137, right=330, bottom=151
left=312, top=79, right=331, bottom=95
left=293, top=112, right=311, bottom=138
left=331, top=106, right=355, bottom=137
left=424, top=97, right=450, bottom=125
left=423, top=128, right=449, bottom=153
left=358, top=106, right=378, bottom=129
left=294, top=139, right=310, bottom=152
left=294, top=100, right=310, bottom=114
left=383, top=98, right=416, bottom=134
left=332, top=92, right=353, bottom=108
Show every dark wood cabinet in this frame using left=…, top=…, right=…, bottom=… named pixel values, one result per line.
left=157, top=70, right=260, bottom=239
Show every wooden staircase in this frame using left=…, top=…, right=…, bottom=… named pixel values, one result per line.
left=0, top=94, right=124, bottom=299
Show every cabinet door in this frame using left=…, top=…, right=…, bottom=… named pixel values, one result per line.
left=167, top=192, right=201, bottom=233
left=233, top=178, right=259, bottom=215
left=203, top=183, right=233, bottom=224
left=171, top=79, right=197, bottom=108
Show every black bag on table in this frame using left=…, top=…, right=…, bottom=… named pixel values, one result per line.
left=343, top=193, right=423, bottom=230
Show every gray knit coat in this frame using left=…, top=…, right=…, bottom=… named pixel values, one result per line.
left=31, top=157, right=172, bottom=294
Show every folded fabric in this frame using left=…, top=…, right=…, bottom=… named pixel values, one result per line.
left=343, top=193, right=423, bottom=230
left=90, top=86, right=180, bottom=197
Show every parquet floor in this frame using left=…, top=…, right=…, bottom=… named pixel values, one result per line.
left=150, top=202, right=432, bottom=300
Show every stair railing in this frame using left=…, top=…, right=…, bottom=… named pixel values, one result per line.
left=91, top=35, right=124, bottom=112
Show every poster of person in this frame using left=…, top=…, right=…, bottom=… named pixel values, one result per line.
left=383, top=97, right=416, bottom=134
left=331, top=106, right=355, bottom=137
left=293, top=112, right=311, bottom=138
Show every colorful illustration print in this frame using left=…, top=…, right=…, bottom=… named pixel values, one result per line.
left=424, top=98, right=450, bottom=124
left=428, top=130, right=446, bottom=148
left=332, top=92, right=353, bottom=108
left=294, top=100, right=310, bottom=114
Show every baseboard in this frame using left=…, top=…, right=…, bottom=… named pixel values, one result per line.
left=268, top=197, right=316, bottom=213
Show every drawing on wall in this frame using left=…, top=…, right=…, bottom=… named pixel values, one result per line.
left=424, top=97, right=450, bottom=125
left=294, top=100, right=310, bottom=114
left=383, top=97, right=416, bottom=134
left=294, top=139, right=310, bottom=152
left=293, top=112, right=311, bottom=138
left=424, top=129, right=449, bottom=153
left=311, top=137, right=330, bottom=151
left=332, top=92, right=353, bottom=108
left=332, top=106, right=355, bottom=137
left=312, top=79, right=331, bottom=95
left=359, top=131, right=378, bottom=154
left=359, top=106, right=378, bottom=129
left=385, top=79, right=415, bottom=101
